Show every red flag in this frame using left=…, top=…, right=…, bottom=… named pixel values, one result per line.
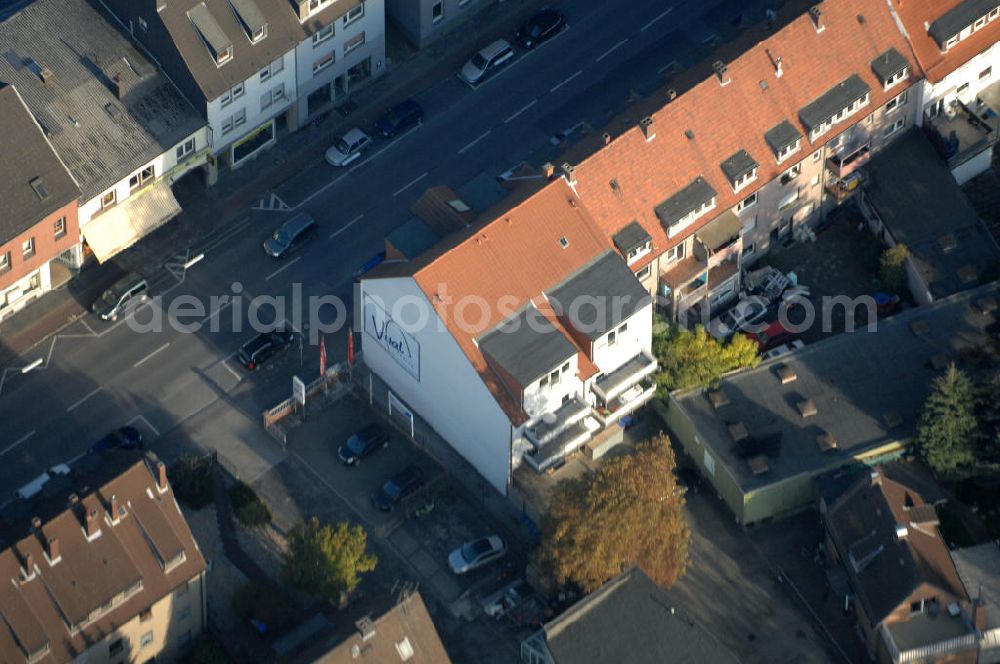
left=347, top=326, right=355, bottom=367
left=319, top=335, right=327, bottom=376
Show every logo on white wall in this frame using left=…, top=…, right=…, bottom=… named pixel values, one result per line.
left=364, top=296, right=420, bottom=380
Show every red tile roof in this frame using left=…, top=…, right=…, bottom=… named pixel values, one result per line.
left=894, top=0, right=1000, bottom=83
left=570, top=0, right=917, bottom=253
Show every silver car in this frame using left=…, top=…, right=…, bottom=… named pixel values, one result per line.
left=448, top=535, right=506, bottom=574
left=459, top=40, right=514, bottom=85
left=325, top=128, right=372, bottom=166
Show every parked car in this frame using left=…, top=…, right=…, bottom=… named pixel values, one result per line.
left=745, top=320, right=795, bottom=351
left=459, top=39, right=515, bottom=85
left=263, top=213, right=317, bottom=258
left=371, top=465, right=424, bottom=512
left=375, top=99, right=424, bottom=138
left=14, top=465, right=71, bottom=500
left=237, top=328, right=295, bottom=370
left=708, top=295, right=769, bottom=339
left=92, top=273, right=148, bottom=322
left=448, top=535, right=507, bottom=574
left=88, top=426, right=144, bottom=454
left=515, top=8, right=566, bottom=48
left=763, top=339, right=806, bottom=360
left=338, top=424, right=390, bottom=465
left=325, top=128, right=373, bottom=166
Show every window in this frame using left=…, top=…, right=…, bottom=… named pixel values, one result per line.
left=732, top=168, right=757, bottom=192
left=138, top=16, right=148, bottom=31
left=140, top=608, right=152, bottom=623
left=886, top=90, right=908, bottom=113
left=618, top=323, right=627, bottom=334
left=812, top=150, right=821, bottom=163
left=232, top=82, right=245, bottom=99
left=344, top=31, right=366, bottom=56
left=260, top=66, right=271, bottom=83
left=343, top=3, right=364, bottom=25
left=636, top=264, right=651, bottom=280
left=665, top=243, right=685, bottom=263
left=539, top=375, right=548, bottom=388
left=866, top=113, right=874, bottom=125
left=129, top=165, right=155, bottom=191
left=778, top=189, right=799, bottom=212
left=776, top=140, right=800, bottom=163
left=550, top=369, right=560, bottom=385
left=992, top=7, right=1000, bottom=19
left=216, top=46, right=232, bottom=66
left=140, top=631, right=153, bottom=648
left=780, top=164, right=801, bottom=185
left=176, top=137, right=196, bottom=160
left=562, top=362, right=569, bottom=373
left=431, top=1, right=443, bottom=23
left=234, top=108, right=246, bottom=128
left=884, top=117, right=905, bottom=137
left=945, top=36, right=958, bottom=50
left=53, top=216, right=66, bottom=239
left=220, top=88, right=232, bottom=107
left=957, top=82, right=970, bottom=95
left=975, top=16, right=987, bottom=29
left=109, top=639, right=124, bottom=657
left=101, top=190, right=116, bottom=208
left=313, top=52, right=335, bottom=74
left=736, top=192, right=757, bottom=211
left=222, top=115, right=234, bottom=134
left=608, top=330, right=617, bottom=346
left=744, top=214, right=757, bottom=231
left=261, top=84, right=284, bottom=110
left=829, top=133, right=843, bottom=150
left=251, top=24, right=267, bottom=43
left=0, top=252, right=10, bottom=273
left=981, top=66, right=993, bottom=81
left=810, top=173, right=820, bottom=187
left=884, top=67, right=908, bottom=89
left=312, top=23, right=334, bottom=45
left=626, top=240, right=652, bottom=264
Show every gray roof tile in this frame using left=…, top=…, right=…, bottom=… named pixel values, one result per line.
left=653, top=177, right=717, bottom=229
left=479, top=305, right=577, bottom=386
left=763, top=120, right=802, bottom=158
left=720, top=149, right=758, bottom=184
left=928, top=0, right=1000, bottom=47
left=798, top=74, right=871, bottom=131
left=611, top=221, right=652, bottom=256
left=870, top=47, right=910, bottom=86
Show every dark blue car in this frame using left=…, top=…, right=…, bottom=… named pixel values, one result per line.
left=88, top=426, right=144, bottom=454
left=375, top=99, right=424, bottom=138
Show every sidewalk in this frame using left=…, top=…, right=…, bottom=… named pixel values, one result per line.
left=0, top=0, right=548, bottom=368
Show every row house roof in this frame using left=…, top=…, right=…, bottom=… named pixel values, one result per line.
left=897, top=0, right=1000, bottom=83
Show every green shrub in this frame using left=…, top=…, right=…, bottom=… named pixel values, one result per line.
left=170, top=455, right=214, bottom=509
left=228, top=481, right=271, bottom=527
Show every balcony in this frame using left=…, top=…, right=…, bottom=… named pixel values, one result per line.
left=524, top=396, right=591, bottom=447
left=827, top=142, right=870, bottom=179
left=695, top=210, right=743, bottom=269
left=593, top=377, right=656, bottom=426
left=592, top=350, right=658, bottom=402
left=825, top=171, right=865, bottom=202
left=924, top=86, right=1000, bottom=171
left=660, top=257, right=708, bottom=300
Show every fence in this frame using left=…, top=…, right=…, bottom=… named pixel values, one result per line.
left=261, top=364, right=344, bottom=441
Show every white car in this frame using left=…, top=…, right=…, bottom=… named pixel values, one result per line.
left=325, top=128, right=372, bottom=167
left=459, top=39, right=514, bottom=85
left=448, top=535, right=507, bottom=574
left=764, top=339, right=806, bottom=360
left=708, top=295, right=769, bottom=340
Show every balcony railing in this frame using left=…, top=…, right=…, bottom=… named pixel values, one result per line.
left=592, top=351, right=658, bottom=402
left=827, top=142, right=870, bottom=179
left=593, top=378, right=656, bottom=426
left=824, top=171, right=864, bottom=202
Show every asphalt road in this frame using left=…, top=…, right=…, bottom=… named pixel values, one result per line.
left=0, top=0, right=775, bottom=493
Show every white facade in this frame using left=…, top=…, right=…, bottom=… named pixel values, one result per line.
left=360, top=277, right=514, bottom=494
left=522, top=355, right=582, bottom=421
left=292, top=0, right=386, bottom=122
left=917, top=42, right=1000, bottom=117
left=591, top=304, right=653, bottom=373
left=206, top=50, right=297, bottom=166
left=0, top=263, right=51, bottom=321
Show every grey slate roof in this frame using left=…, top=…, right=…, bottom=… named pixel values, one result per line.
left=870, top=48, right=910, bottom=86
left=763, top=120, right=802, bottom=157
left=720, top=149, right=758, bottom=184
left=386, top=218, right=440, bottom=260
left=0, top=0, right=204, bottom=201
left=539, top=567, right=740, bottom=664
left=671, top=281, right=1000, bottom=494
left=653, top=177, right=717, bottom=228
left=798, top=74, right=871, bottom=131
left=865, top=129, right=1000, bottom=298
left=928, top=0, right=1000, bottom=48
left=0, top=85, right=79, bottom=242
left=479, top=305, right=577, bottom=386
left=612, top=221, right=651, bottom=256
left=547, top=251, right=652, bottom=340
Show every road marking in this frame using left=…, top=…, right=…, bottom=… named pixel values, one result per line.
left=504, top=99, right=538, bottom=124
left=200, top=299, right=234, bottom=325
left=127, top=414, right=160, bottom=437
left=330, top=214, right=365, bottom=239
left=79, top=318, right=96, bottom=337
left=2, top=430, right=35, bottom=456
left=349, top=124, right=423, bottom=173
left=294, top=173, right=349, bottom=210
left=133, top=342, right=170, bottom=368
left=596, top=39, right=629, bottom=63
left=458, top=130, right=491, bottom=155
left=550, top=70, right=582, bottom=93
left=221, top=360, right=242, bottom=382
left=392, top=172, right=428, bottom=197
left=265, top=256, right=302, bottom=281
left=641, top=6, right=673, bottom=32
left=66, top=386, right=103, bottom=412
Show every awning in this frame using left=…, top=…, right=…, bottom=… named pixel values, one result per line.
left=82, top=183, right=181, bottom=263
left=695, top=209, right=743, bottom=252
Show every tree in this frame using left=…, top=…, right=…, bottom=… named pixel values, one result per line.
left=653, top=322, right=760, bottom=395
left=974, top=372, right=1000, bottom=462
left=879, top=244, right=910, bottom=295
left=284, top=517, right=377, bottom=601
left=917, top=364, right=977, bottom=478
left=537, top=435, right=690, bottom=592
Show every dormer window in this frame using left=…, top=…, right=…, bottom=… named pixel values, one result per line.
left=777, top=139, right=800, bottom=162
left=800, top=75, right=871, bottom=143
left=188, top=3, right=234, bottom=68
left=721, top=149, right=758, bottom=193
left=765, top=121, right=803, bottom=165
left=626, top=240, right=652, bottom=264
left=251, top=24, right=266, bottom=42
left=655, top=177, right=718, bottom=238
left=230, top=0, right=268, bottom=43
left=928, top=1, right=1000, bottom=51
left=215, top=46, right=233, bottom=65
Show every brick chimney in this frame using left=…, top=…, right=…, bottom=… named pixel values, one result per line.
left=21, top=551, right=35, bottom=580
left=109, top=494, right=120, bottom=523
left=85, top=508, right=100, bottom=539
left=712, top=60, right=730, bottom=86
left=157, top=461, right=168, bottom=493
left=639, top=116, right=655, bottom=142
left=46, top=537, right=60, bottom=564
left=541, top=162, right=555, bottom=178
left=112, top=73, right=127, bottom=100
left=560, top=162, right=577, bottom=186
left=809, top=6, right=824, bottom=33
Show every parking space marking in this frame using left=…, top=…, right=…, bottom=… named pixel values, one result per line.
left=127, top=414, right=160, bottom=437
left=330, top=214, right=365, bottom=239
left=458, top=130, right=491, bottom=155
left=221, top=360, right=242, bottom=382
left=393, top=172, right=429, bottom=197
left=66, top=386, right=102, bottom=413
left=78, top=319, right=96, bottom=337
left=2, top=430, right=35, bottom=456
left=504, top=99, right=538, bottom=124
left=596, top=39, right=629, bottom=63
left=641, top=6, right=673, bottom=32
left=265, top=256, right=302, bottom=281
left=550, top=70, right=582, bottom=93
left=133, top=342, right=170, bottom=368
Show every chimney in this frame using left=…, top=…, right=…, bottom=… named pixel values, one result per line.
left=109, top=494, right=120, bottom=523
left=31, top=516, right=41, bottom=532
left=639, top=116, right=655, bottom=142
left=602, top=132, right=611, bottom=145
left=541, top=162, right=555, bottom=178
left=560, top=162, right=577, bottom=186
left=712, top=60, right=730, bottom=86
left=156, top=461, right=168, bottom=493
left=894, top=524, right=908, bottom=540
left=157, top=0, right=167, bottom=11
left=112, top=73, right=127, bottom=100
left=46, top=537, right=60, bottom=563
left=22, top=551, right=34, bottom=579
left=974, top=599, right=987, bottom=631
left=809, top=6, right=824, bottom=32
left=356, top=617, right=376, bottom=641
left=775, top=56, right=783, bottom=78
left=667, top=89, right=677, bottom=101
left=39, top=66, right=54, bottom=85
left=68, top=493, right=79, bottom=506
left=870, top=469, right=881, bottom=486
left=85, top=508, right=100, bottom=539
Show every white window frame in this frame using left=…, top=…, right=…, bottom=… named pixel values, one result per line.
left=884, top=117, right=905, bottom=137
left=742, top=242, right=756, bottom=257
left=129, top=165, right=155, bottom=191
left=234, top=108, right=246, bottom=128
left=313, top=52, right=335, bottom=74
left=778, top=189, right=799, bottom=212
left=176, top=137, right=196, bottom=160
left=665, top=243, right=685, bottom=263
left=250, top=24, right=267, bottom=43
left=215, top=46, right=233, bottom=66
left=776, top=139, right=801, bottom=164
left=344, top=31, right=366, bottom=56
left=732, top=168, right=757, bottom=192
left=54, top=216, right=66, bottom=239
left=781, top=163, right=801, bottom=185
left=101, top=190, right=117, bottom=208
left=22, top=237, right=35, bottom=258
left=220, top=89, right=232, bottom=107
left=312, top=23, right=334, bottom=45
left=222, top=115, right=234, bottom=134
left=980, top=66, right=993, bottom=81
left=431, top=1, right=444, bottom=23
left=232, top=82, right=245, bottom=99
left=736, top=192, right=757, bottom=212
left=0, top=252, right=9, bottom=272
left=884, top=67, right=908, bottom=90
left=343, top=3, right=364, bottom=26
left=626, top=240, right=652, bottom=265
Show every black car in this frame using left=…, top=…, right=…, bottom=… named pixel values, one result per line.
left=374, top=99, right=424, bottom=138
left=338, top=424, right=390, bottom=465
left=372, top=465, right=424, bottom=511
left=237, top=328, right=295, bottom=370
left=515, top=8, right=566, bottom=48
left=88, top=426, right=144, bottom=454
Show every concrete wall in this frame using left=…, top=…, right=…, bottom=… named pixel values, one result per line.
left=951, top=145, right=995, bottom=184
left=360, top=277, right=514, bottom=493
